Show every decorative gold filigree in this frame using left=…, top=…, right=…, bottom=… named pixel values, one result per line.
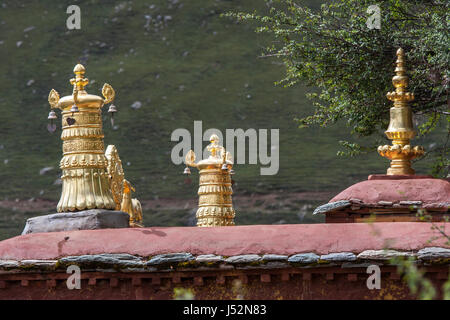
left=185, top=150, right=197, bottom=167
left=62, top=112, right=102, bottom=127
left=63, top=140, right=104, bottom=153
left=48, top=89, right=60, bottom=109
left=121, top=179, right=143, bottom=227
left=102, top=83, right=115, bottom=104
left=61, top=127, right=104, bottom=140
left=59, top=154, right=108, bottom=169
left=130, top=199, right=143, bottom=228
left=105, top=145, right=125, bottom=210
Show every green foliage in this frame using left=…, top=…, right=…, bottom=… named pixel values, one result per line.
left=224, top=0, right=449, bottom=176
left=444, top=275, right=450, bottom=300
left=387, top=210, right=450, bottom=300
left=391, top=256, right=436, bottom=300
left=173, top=287, right=195, bottom=300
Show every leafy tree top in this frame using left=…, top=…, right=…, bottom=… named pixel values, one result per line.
left=224, top=0, right=449, bottom=176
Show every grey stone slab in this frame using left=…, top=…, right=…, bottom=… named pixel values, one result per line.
left=0, top=260, right=19, bottom=269
left=261, top=254, right=288, bottom=262
left=320, top=252, right=357, bottom=262
left=146, top=253, right=194, bottom=266
left=399, top=201, right=422, bottom=206
left=357, top=250, right=415, bottom=261
left=20, top=260, right=58, bottom=268
left=195, top=254, right=224, bottom=263
left=313, top=201, right=351, bottom=215
left=288, top=253, right=319, bottom=264
left=59, top=253, right=144, bottom=268
left=423, top=202, right=450, bottom=209
left=417, top=247, right=450, bottom=261
left=96, top=253, right=141, bottom=261
left=22, top=209, right=130, bottom=234
left=225, top=255, right=262, bottom=264
left=377, top=201, right=393, bottom=206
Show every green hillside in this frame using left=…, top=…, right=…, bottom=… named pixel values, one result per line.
left=0, top=0, right=444, bottom=240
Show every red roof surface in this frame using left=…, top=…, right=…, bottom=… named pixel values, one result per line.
left=330, top=176, right=450, bottom=206
left=0, top=222, right=448, bottom=260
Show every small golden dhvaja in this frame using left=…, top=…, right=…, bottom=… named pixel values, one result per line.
left=47, top=64, right=143, bottom=227
left=105, top=145, right=143, bottom=227
left=377, top=48, right=425, bottom=175
left=184, top=134, right=236, bottom=227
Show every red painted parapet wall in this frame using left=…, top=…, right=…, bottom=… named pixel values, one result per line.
left=0, top=223, right=449, bottom=300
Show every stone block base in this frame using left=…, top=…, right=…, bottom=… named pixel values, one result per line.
left=22, top=209, right=130, bottom=235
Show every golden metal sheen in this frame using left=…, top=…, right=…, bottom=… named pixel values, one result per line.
left=185, top=135, right=235, bottom=227
left=48, top=64, right=142, bottom=226
left=121, top=179, right=144, bottom=228
left=105, top=145, right=143, bottom=227
left=377, top=48, right=424, bottom=175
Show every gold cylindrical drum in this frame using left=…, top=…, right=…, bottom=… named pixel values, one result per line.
left=196, top=168, right=235, bottom=227
left=185, top=134, right=236, bottom=227
left=57, top=107, right=115, bottom=212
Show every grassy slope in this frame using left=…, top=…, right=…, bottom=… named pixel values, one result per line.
left=0, top=0, right=444, bottom=239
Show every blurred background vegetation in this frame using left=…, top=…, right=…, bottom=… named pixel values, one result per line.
left=0, top=0, right=445, bottom=240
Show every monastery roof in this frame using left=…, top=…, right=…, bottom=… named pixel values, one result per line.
left=314, top=175, right=450, bottom=215
left=0, top=222, right=449, bottom=261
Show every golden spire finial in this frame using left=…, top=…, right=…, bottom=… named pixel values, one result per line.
left=70, top=63, right=89, bottom=92
left=207, top=134, right=223, bottom=158
left=377, top=48, right=424, bottom=175
left=73, top=63, right=85, bottom=75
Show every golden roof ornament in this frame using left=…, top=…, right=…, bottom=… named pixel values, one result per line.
left=377, top=48, right=425, bottom=175
left=47, top=64, right=143, bottom=227
left=105, top=145, right=143, bottom=227
left=184, top=134, right=236, bottom=227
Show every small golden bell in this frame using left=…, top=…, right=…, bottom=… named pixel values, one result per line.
left=70, top=104, right=79, bottom=113
left=108, top=104, right=117, bottom=126
left=108, top=104, right=117, bottom=113
left=47, top=110, right=57, bottom=133
left=221, top=163, right=229, bottom=172
left=48, top=110, right=57, bottom=120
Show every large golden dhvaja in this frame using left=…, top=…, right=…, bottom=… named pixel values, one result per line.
left=184, top=135, right=236, bottom=227
left=377, top=48, right=425, bottom=175
left=47, top=64, right=143, bottom=227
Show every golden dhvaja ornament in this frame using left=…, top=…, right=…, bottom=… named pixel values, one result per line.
left=377, top=48, right=425, bottom=175
left=47, top=64, right=143, bottom=227
left=105, top=145, right=143, bottom=227
left=185, top=134, right=236, bottom=227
